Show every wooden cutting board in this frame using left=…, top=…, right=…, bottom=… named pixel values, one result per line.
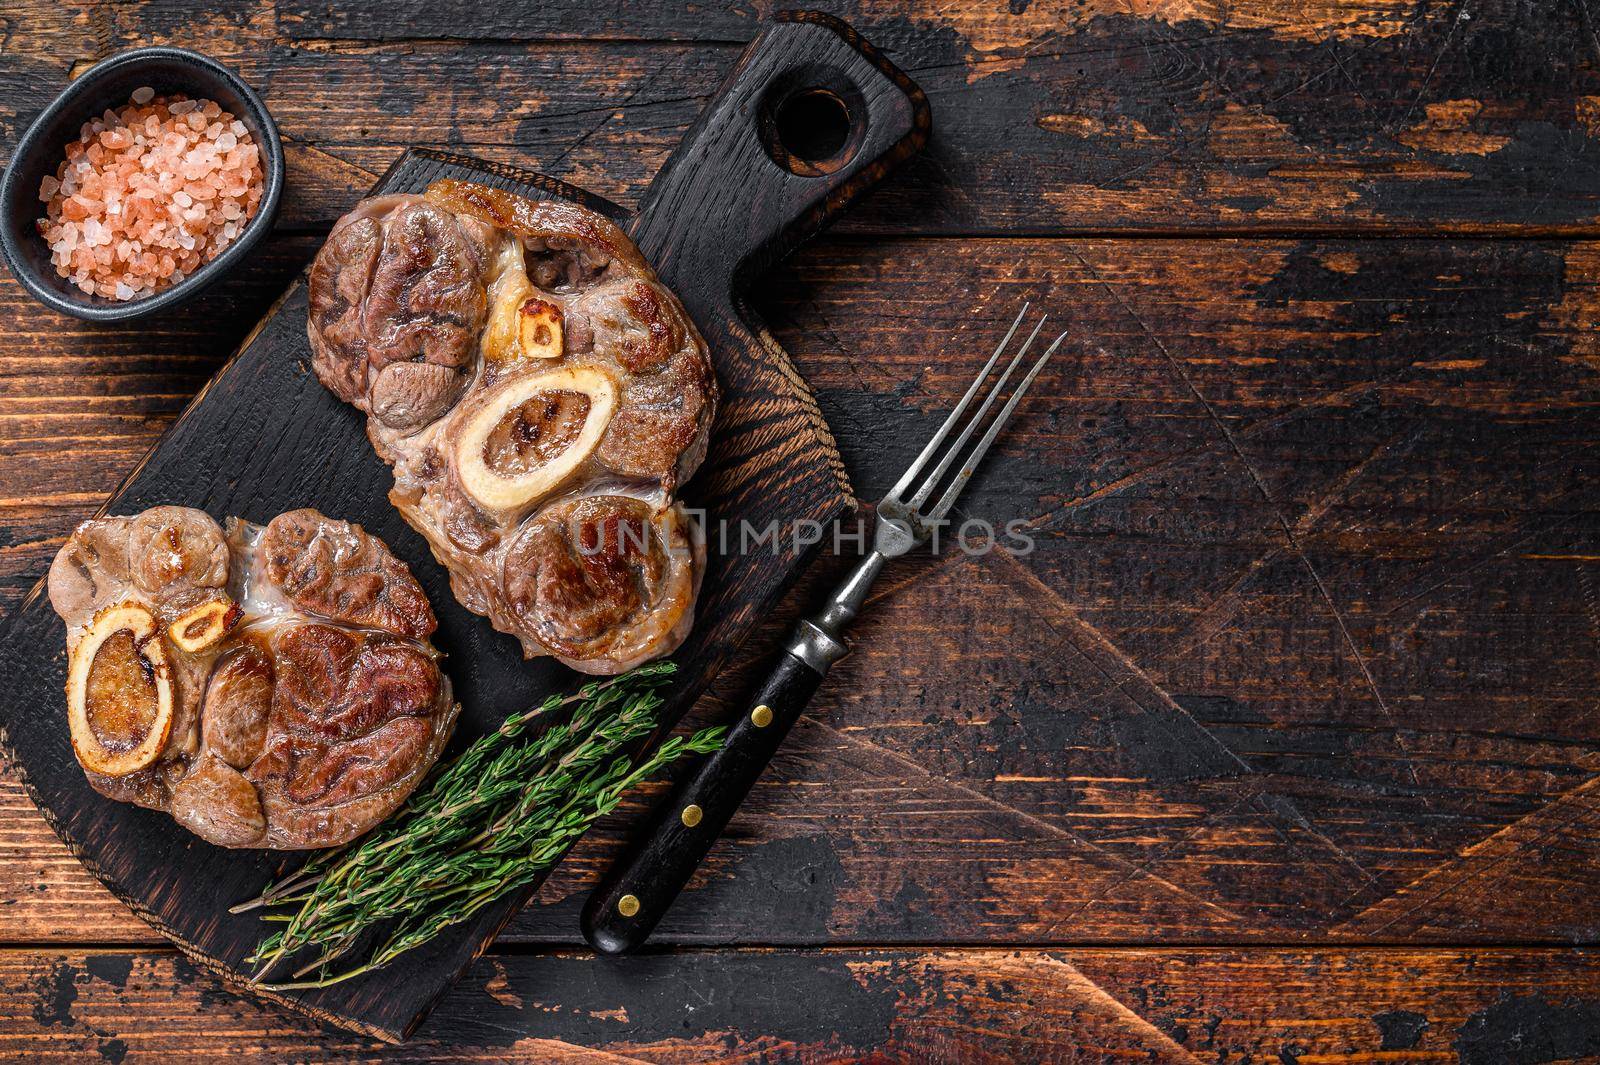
left=0, top=13, right=928, bottom=1042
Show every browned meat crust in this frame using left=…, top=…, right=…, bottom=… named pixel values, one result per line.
left=47, top=506, right=458, bottom=849
left=307, top=181, right=716, bottom=673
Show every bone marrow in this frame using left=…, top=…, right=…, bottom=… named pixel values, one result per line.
left=518, top=297, right=564, bottom=360
left=167, top=593, right=241, bottom=653
left=308, top=181, right=717, bottom=672
left=454, top=366, right=618, bottom=516
left=68, top=603, right=173, bottom=777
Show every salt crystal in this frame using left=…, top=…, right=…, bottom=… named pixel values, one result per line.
left=35, top=90, right=265, bottom=300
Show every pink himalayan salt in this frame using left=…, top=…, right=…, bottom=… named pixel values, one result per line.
left=36, top=89, right=265, bottom=301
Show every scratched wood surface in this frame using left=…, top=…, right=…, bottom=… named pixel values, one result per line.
left=4, top=947, right=1599, bottom=1063
left=3, top=0, right=1600, bottom=1060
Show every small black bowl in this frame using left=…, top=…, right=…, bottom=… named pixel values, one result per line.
left=0, top=47, right=284, bottom=322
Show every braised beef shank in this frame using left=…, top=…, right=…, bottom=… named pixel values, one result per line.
left=47, top=506, right=457, bottom=849
left=307, top=181, right=714, bottom=674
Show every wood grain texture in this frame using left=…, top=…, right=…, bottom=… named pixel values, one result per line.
left=4, top=0, right=1600, bottom=1055
left=0, top=11, right=930, bottom=1038
left=4, top=233, right=1600, bottom=952
left=2, top=946, right=1599, bottom=1063
left=0, top=139, right=862, bottom=1037
left=6, top=1, right=1600, bottom=234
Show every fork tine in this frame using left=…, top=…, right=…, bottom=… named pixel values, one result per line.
left=926, top=330, right=1065, bottom=522
left=885, top=303, right=1030, bottom=503
left=905, top=313, right=1047, bottom=510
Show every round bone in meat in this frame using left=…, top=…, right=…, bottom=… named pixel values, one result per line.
left=453, top=365, right=620, bottom=516
left=65, top=603, right=174, bottom=778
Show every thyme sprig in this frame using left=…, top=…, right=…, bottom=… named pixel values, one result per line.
left=238, top=661, right=721, bottom=990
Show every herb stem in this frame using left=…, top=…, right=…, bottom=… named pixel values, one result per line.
left=241, top=662, right=721, bottom=988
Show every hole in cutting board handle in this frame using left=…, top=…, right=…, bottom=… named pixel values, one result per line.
left=777, top=89, right=851, bottom=165
left=758, top=67, right=867, bottom=177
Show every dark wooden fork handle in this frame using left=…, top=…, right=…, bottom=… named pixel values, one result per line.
left=581, top=649, right=825, bottom=953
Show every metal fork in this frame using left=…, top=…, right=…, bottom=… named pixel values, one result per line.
left=582, top=306, right=1064, bottom=953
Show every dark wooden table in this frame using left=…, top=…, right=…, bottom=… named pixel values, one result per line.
left=4, top=2, right=1600, bottom=1060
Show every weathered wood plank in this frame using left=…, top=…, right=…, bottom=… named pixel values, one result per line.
left=277, top=0, right=1443, bottom=45
left=0, top=568, right=1258, bottom=948
left=2, top=233, right=1597, bottom=948
left=761, top=234, right=1600, bottom=935
left=0, top=129, right=886, bottom=1037
left=0, top=235, right=319, bottom=607
left=10, top=233, right=1597, bottom=595
left=1, top=946, right=1597, bottom=1062
left=1335, top=774, right=1600, bottom=940
left=5, top=2, right=1600, bottom=234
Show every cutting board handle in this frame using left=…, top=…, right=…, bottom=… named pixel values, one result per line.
left=629, top=12, right=929, bottom=301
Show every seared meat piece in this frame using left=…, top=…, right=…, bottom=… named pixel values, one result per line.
left=499, top=488, right=700, bottom=674
left=47, top=506, right=457, bottom=849
left=571, top=276, right=717, bottom=484
left=249, top=507, right=436, bottom=640
left=308, top=194, right=496, bottom=450
left=308, top=180, right=716, bottom=673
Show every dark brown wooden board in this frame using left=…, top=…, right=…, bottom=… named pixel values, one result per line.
left=0, top=13, right=927, bottom=1042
